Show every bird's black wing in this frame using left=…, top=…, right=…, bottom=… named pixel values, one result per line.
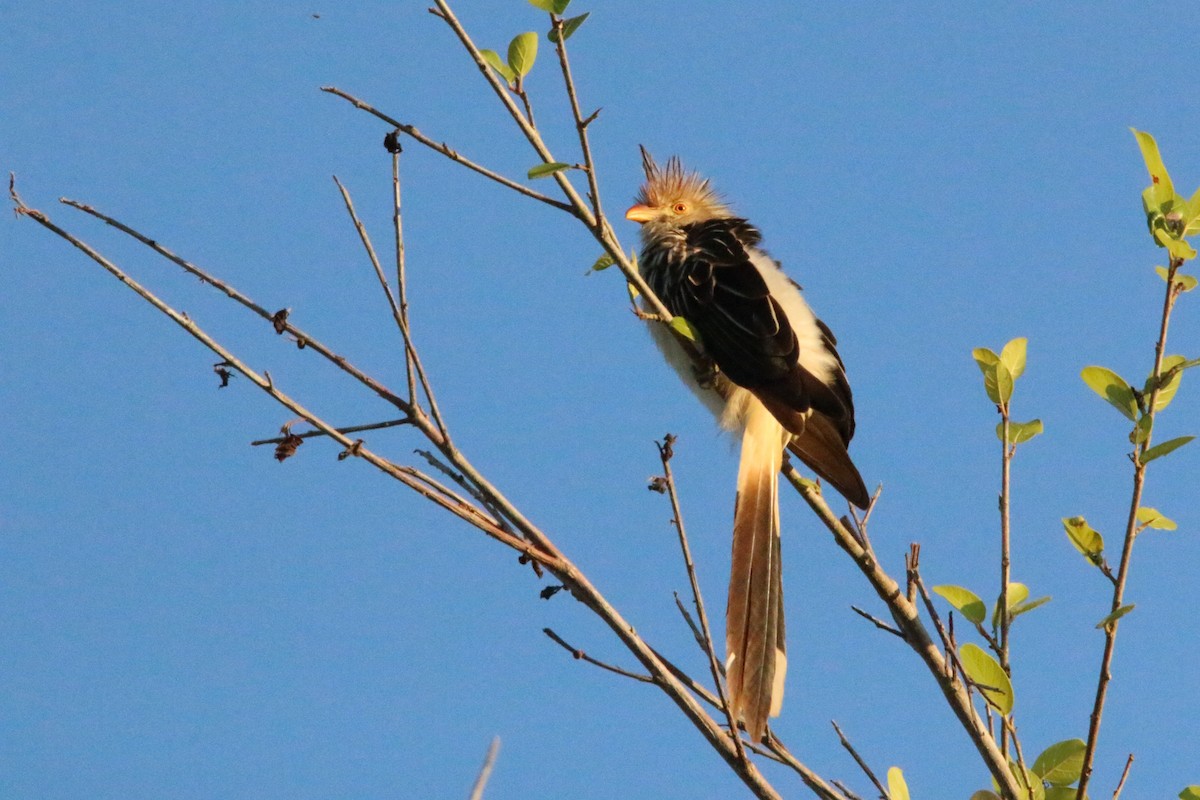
left=648, top=217, right=856, bottom=444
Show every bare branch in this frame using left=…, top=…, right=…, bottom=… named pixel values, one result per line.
left=332, top=175, right=448, bottom=435
left=1112, top=753, right=1134, bottom=800
left=831, top=720, right=889, bottom=800
left=550, top=13, right=605, bottom=221
left=250, top=417, right=411, bottom=446
left=543, top=628, right=655, bottom=684
left=850, top=606, right=905, bottom=640
left=388, top=139, right=418, bottom=405
left=1078, top=255, right=1185, bottom=799
left=57, top=197, right=424, bottom=429
left=321, top=87, right=576, bottom=215
left=655, top=434, right=746, bottom=764
left=467, top=736, right=501, bottom=800
left=781, top=464, right=1021, bottom=800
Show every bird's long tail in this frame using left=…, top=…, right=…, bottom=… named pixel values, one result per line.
left=726, top=400, right=788, bottom=743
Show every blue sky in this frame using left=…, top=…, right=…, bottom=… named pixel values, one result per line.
left=4, top=3, right=1199, bottom=798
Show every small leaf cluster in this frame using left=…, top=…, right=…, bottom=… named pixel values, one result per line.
left=529, top=0, right=590, bottom=44
left=1133, top=128, right=1200, bottom=262
left=933, top=583, right=1051, bottom=712
left=971, top=739, right=1088, bottom=800
left=1062, top=507, right=1180, bottom=609
left=482, top=0, right=591, bottom=88
left=1079, top=360, right=1197, bottom=463
left=479, top=33, right=538, bottom=86
left=973, top=337, right=1043, bottom=446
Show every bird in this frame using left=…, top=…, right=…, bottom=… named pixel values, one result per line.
left=626, top=148, right=869, bottom=742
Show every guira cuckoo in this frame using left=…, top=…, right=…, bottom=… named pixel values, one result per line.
left=626, top=149, right=869, bottom=742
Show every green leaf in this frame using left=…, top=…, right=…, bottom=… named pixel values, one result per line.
left=479, top=49, right=516, bottom=83
left=1147, top=354, right=1189, bottom=411
left=1157, top=228, right=1198, bottom=261
left=528, top=0, right=571, bottom=12
left=669, top=315, right=702, bottom=344
left=933, top=585, right=986, bottom=625
left=626, top=280, right=640, bottom=302
left=970, top=792, right=1003, bottom=800
left=527, top=161, right=571, bottom=179
left=1131, top=413, right=1154, bottom=445
left=1010, top=595, right=1052, bottom=619
left=1185, top=189, right=1200, bottom=237
left=549, top=12, right=589, bottom=42
left=1096, top=604, right=1135, bottom=630
left=997, top=419, right=1044, bottom=445
left=1007, top=761, right=1046, bottom=800
left=1001, top=337, right=1028, bottom=380
left=972, top=347, right=1013, bottom=405
left=1133, top=128, right=1175, bottom=206
left=1179, top=786, right=1200, bottom=800
left=993, top=582, right=1029, bottom=629
left=1080, top=366, right=1137, bottom=421
left=1032, top=739, right=1085, bottom=786
left=887, top=767, right=910, bottom=800
left=587, top=253, right=614, bottom=274
left=1137, top=506, right=1178, bottom=530
left=959, top=643, right=1014, bottom=714
left=1142, top=435, right=1195, bottom=464
left=507, top=32, right=539, bottom=78
left=1063, top=517, right=1105, bottom=566
left=1155, top=265, right=1200, bottom=291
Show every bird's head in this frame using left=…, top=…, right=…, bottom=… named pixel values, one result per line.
left=626, top=147, right=730, bottom=236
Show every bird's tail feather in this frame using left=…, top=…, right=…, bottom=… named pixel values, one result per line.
left=726, top=401, right=788, bottom=742
left=786, top=413, right=870, bottom=509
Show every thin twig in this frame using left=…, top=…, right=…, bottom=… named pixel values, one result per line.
left=390, top=141, right=418, bottom=405
left=543, top=628, right=655, bottom=684
left=762, top=734, right=849, bottom=800
left=850, top=606, right=905, bottom=640
left=1000, top=715, right=1031, bottom=797
left=423, top=1, right=682, bottom=330
left=16, top=201, right=545, bottom=565
left=56, top=198, right=425, bottom=431
left=656, top=435, right=746, bottom=764
left=1111, top=753, right=1134, bottom=800
left=673, top=592, right=711, bottom=657
left=832, top=720, right=889, bottom=800
left=550, top=13, right=605, bottom=221
left=832, top=780, right=866, bottom=800
left=467, top=736, right=501, bottom=800
left=321, top=87, right=575, bottom=215
left=332, top=175, right=449, bottom=436
left=781, top=464, right=1021, bottom=800
left=1077, top=257, right=1183, bottom=800
left=414, top=448, right=510, bottom=529
left=998, top=411, right=1013, bottom=758
left=250, top=417, right=411, bottom=445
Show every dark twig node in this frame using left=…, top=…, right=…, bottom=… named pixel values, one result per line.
left=517, top=553, right=545, bottom=579
left=543, top=628, right=654, bottom=683
left=275, top=433, right=303, bottom=462
left=213, top=360, right=234, bottom=388
left=647, top=476, right=668, bottom=494
left=657, top=432, right=676, bottom=461
left=337, top=439, right=364, bottom=461
left=271, top=308, right=290, bottom=334
left=383, top=130, right=403, bottom=154
left=540, top=584, right=565, bottom=600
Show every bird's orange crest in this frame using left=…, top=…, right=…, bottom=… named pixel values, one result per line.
left=636, top=146, right=723, bottom=210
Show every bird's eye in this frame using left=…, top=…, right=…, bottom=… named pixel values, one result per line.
left=672, top=202, right=688, bottom=214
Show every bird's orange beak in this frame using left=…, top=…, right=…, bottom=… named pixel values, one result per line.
left=625, top=203, right=657, bottom=223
